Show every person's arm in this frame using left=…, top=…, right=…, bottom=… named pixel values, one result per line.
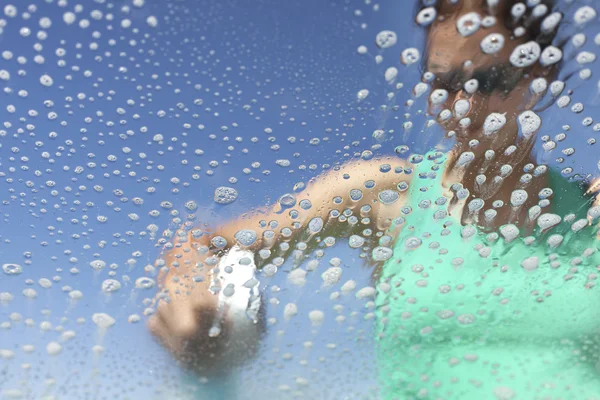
left=148, top=156, right=411, bottom=374
left=586, top=178, right=600, bottom=231
left=208, top=156, right=411, bottom=251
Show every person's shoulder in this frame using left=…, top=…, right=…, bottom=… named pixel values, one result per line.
left=547, top=168, right=594, bottom=216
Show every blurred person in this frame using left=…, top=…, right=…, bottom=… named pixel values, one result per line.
left=149, top=0, right=600, bottom=398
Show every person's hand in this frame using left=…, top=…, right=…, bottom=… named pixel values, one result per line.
left=586, top=178, right=600, bottom=229
left=148, top=239, right=263, bottom=376
left=147, top=242, right=223, bottom=373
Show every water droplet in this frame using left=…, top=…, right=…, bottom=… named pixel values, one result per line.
left=92, top=313, right=116, bottom=329
left=375, top=30, right=397, bottom=49
left=308, top=310, right=325, bottom=325
left=214, top=186, right=238, bottom=204
left=321, top=267, right=342, bottom=286
left=456, top=12, right=481, bottom=37
left=234, top=229, right=258, bottom=246
left=480, top=33, right=505, bottom=54
left=416, top=7, right=437, bottom=26
left=46, top=342, right=62, bottom=356
left=101, top=279, right=121, bottom=293
left=510, top=41, right=541, bottom=68
left=483, top=113, right=507, bottom=136
left=373, top=246, right=394, bottom=260
left=401, top=48, right=420, bottom=65
left=2, top=264, right=22, bottom=276
left=521, top=256, right=539, bottom=272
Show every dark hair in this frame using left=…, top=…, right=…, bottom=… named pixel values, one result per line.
left=412, top=1, right=563, bottom=99
left=416, top=0, right=561, bottom=94
left=419, top=0, right=559, bottom=44
left=502, top=0, right=559, bottom=46
left=412, top=1, right=566, bottom=228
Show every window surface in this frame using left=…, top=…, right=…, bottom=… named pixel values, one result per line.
left=1, top=1, right=600, bottom=399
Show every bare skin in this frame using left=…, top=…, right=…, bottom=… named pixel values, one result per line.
left=149, top=0, right=600, bottom=377
left=148, top=157, right=410, bottom=374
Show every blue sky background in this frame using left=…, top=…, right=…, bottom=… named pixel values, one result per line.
left=0, top=0, right=599, bottom=399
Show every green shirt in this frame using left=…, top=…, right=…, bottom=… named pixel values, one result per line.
left=375, top=151, right=600, bottom=400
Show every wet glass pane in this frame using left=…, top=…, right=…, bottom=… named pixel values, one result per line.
left=1, top=0, right=600, bottom=399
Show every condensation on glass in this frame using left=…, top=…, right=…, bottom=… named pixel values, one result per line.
left=0, top=0, right=599, bottom=399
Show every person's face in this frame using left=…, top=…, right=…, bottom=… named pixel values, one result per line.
left=424, top=1, right=540, bottom=141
